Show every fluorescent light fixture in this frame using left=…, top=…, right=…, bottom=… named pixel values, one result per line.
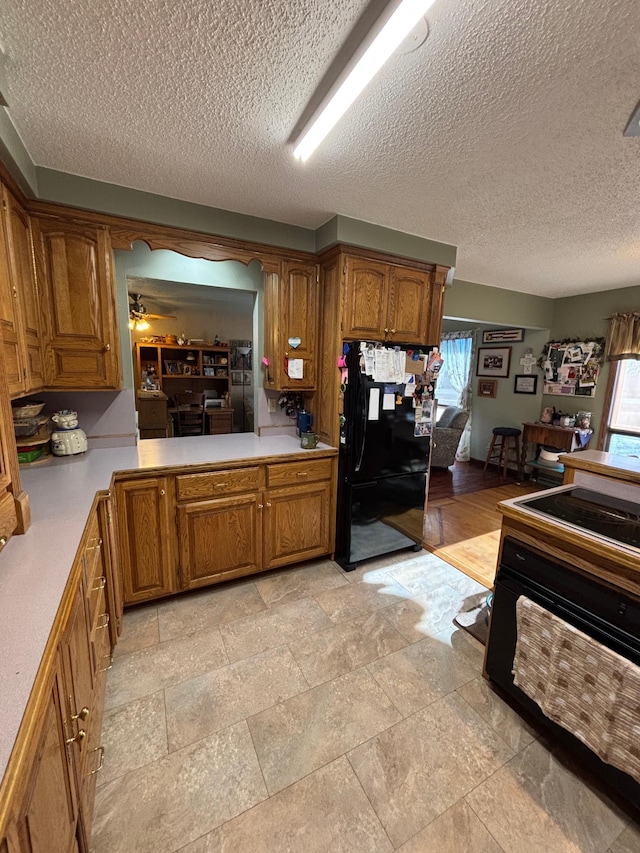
left=293, top=0, right=436, bottom=162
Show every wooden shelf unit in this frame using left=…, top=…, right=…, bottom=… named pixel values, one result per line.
left=135, top=342, right=232, bottom=401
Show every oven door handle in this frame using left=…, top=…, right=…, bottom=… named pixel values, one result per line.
left=496, top=568, right=640, bottom=663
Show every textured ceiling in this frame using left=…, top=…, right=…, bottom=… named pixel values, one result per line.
left=1, top=0, right=639, bottom=297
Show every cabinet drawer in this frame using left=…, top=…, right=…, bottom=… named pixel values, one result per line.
left=267, top=458, right=332, bottom=487
left=0, top=491, right=17, bottom=550
left=176, top=467, right=261, bottom=500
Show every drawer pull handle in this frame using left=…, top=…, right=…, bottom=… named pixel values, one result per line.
left=66, top=729, right=86, bottom=745
left=71, top=707, right=90, bottom=722
left=389, top=328, right=396, bottom=334
left=103, top=343, right=111, bottom=352
left=98, top=654, right=113, bottom=673
left=160, top=488, right=166, bottom=496
left=215, top=482, right=228, bottom=488
left=266, top=502, right=272, bottom=508
left=97, top=613, right=110, bottom=629
left=258, top=503, right=264, bottom=509
left=296, top=472, right=308, bottom=478
left=90, top=746, right=105, bottom=775
left=92, top=576, right=106, bottom=592
left=0, top=536, right=6, bottom=547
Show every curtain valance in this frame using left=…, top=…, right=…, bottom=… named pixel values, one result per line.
left=606, top=312, right=640, bottom=360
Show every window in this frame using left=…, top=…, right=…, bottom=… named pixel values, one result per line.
left=438, top=334, right=474, bottom=407
left=605, top=359, right=640, bottom=455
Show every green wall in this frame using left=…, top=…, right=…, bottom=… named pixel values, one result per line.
left=444, top=279, right=554, bottom=329
left=442, top=283, right=640, bottom=461
left=0, top=109, right=37, bottom=195
left=37, top=169, right=317, bottom=252
left=547, top=283, right=640, bottom=441
left=441, top=320, right=550, bottom=462
left=317, top=215, right=457, bottom=268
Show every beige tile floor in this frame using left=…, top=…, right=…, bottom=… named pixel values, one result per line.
left=91, top=552, right=640, bottom=853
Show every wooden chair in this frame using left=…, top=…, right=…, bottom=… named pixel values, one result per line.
left=173, top=392, right=205, bottom=436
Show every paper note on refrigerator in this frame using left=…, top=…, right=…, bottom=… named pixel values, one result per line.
left=368, top=388, right=380, bottom=420
left=373, top=349, right=395, bottom=382
left=382, top=392, right=395, bottom=411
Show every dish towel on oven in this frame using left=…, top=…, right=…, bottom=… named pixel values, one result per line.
left=513, top=595, right=640, bottom=785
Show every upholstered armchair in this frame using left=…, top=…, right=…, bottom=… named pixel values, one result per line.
left=431, top=406, right=470, bottom=469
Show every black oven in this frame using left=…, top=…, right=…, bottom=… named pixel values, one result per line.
left=485, top=537, right=640, bottom=808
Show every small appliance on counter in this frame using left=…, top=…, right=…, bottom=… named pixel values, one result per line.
left=297, top=410, right=313, bottom=436
left=50, top=409, right=88, bottom=456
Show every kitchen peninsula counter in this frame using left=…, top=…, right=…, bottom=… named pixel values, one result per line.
left=0, top=434, right=336, bottom=784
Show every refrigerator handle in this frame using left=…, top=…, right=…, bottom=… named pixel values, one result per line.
left=355, top=378, right=367, bottom=472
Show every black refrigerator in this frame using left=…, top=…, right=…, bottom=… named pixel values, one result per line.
left=335, top=341, right=436, bottom=571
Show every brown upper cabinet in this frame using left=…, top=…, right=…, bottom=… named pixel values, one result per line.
left=0, top=186, right=43, bottom=397
left=342, top=253, right=445, bottom=345
left=263, top=259, right=319, bottom=391
left=31, top=217, right=121, bottom=390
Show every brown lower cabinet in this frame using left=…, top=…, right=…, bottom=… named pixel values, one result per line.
left=0, top=497, right=120, bottom=852
left=115, top=476, right=175, bottom=603
left=116, top=454, right=336, bottom=604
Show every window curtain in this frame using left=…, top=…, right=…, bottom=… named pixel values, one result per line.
left=606, top=313, right=640, bottom=360
left=439, top=331, right=475, bottom=461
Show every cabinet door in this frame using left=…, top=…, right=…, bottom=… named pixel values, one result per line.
left=343, top=256, right=387, bottom=340
left=278, top=260, right=319, bottom=390
left=97, top=494, right=123, bottom=648
left=425, top=267, right=447, bottom=347
left=32, top=218, right=121, bottom=389
left=263, top=481, right=331, bottom=569
left=263, top=262, right=319, bottom=391
left=60, top=586, right=95, bottom=776
left=115, top=477, right=176, bottom=604
left=3, top=188, right=44, bottom=392
left=177, top=493, right=261, bottom=588
left=0, top=197, right=25, bottom=397
left=77, top=626, right=107, bottom=846
left=13, top=653, right=79, bottom=853
left=386, top=266, right=434, bottom=344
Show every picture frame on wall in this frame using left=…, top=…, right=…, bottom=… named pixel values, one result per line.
left=478, top=379, right=498, bottom=398
left=482, top=328, right=525, bottom=344
left=514, top=374, right=538, bottom=394
left=476, top=346, right=512, bottom=378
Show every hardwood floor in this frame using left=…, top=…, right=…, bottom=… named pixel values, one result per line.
left=423, top=461, right=542, bottom=589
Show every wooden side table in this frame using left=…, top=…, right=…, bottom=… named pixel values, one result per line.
left=137, top=390, right=169, bottom=439
left=207, top=409, right=234, bottom=435
left=519, top=422, right=588, bottom=480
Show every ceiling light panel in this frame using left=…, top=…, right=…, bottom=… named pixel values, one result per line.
left=293, top=0, right=436, bottom=162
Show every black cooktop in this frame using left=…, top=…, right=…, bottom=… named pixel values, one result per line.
left=523, top=487, right=640, bottom=550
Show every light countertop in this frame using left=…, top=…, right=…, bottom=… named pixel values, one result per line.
left=0, top=434, right=335, bottom=782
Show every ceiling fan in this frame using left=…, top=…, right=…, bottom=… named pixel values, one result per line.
left=128, top=294, right=177, bottom=329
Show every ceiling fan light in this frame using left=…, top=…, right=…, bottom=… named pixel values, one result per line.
left=293, top=0, right=436, bottom=162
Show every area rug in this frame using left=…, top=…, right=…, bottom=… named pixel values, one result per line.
left=454, top=593, right=490, bottom=645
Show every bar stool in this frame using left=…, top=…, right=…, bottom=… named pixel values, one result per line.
left=484, top=427, right=521, bottom=477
